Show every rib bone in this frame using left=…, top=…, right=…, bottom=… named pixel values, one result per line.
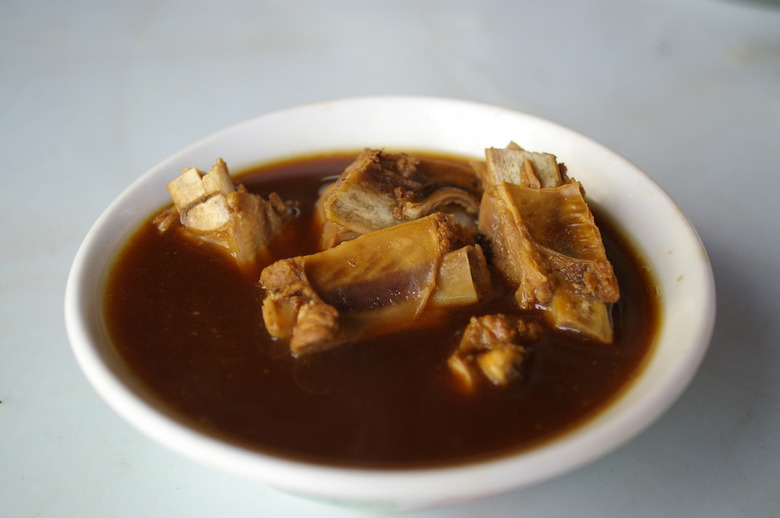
left=260, top=213, right=483, bottom=355
left=155, top=158, right=293, bottom=275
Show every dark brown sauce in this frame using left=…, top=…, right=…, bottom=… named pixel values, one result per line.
left=103, top=153, right=659, bottom=468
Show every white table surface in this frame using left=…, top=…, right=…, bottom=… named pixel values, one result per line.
left=2, top=0, right=779, bottom=516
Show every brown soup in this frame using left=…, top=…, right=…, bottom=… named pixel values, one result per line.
left=104, top=153, right=658, bottom=468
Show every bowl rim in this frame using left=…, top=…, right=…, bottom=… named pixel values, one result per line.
left=64, top=95, right=716, bottom=507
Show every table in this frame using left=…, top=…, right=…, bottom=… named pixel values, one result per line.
left=2, top=1, right=779, bottom=516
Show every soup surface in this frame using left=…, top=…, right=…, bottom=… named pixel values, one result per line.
left=104, top=153, right=658, bottom=468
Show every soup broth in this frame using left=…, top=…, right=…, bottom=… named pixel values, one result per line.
left=104, top=153, right=658, bottom=468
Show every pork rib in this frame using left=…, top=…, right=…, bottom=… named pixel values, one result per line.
left=154, top=158, right=294, bottom=275
left=477, top=145, right=619, bottom=342
left=322, top=149, right=482, bottom=236
left=260, top=213, right=489, bottom=355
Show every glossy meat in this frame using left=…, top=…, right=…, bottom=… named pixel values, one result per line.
left=448, top=314, right=543, bottom=391
left=154, top=158, right=294, bottom=275
left=322, top=149, right=482, bottom=236
left=260, top=213, right=486, bottom=355
left=477, top=145, right=619, bottom=342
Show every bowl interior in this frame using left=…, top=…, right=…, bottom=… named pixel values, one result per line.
left=65, top=96, right=715, bottom=508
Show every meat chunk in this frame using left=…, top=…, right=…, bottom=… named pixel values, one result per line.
left=477, top=145, right=619, bottom=342
left=259, top=256, right=339, bottom=344
left=260, top=213, right=485, bottom=355
left=448, top=314, right=543, bottom=392
left=429, top=244, right=491, bottom=308
left=154, top=158, right=294, bottom=275
left=313, top=181, right=360, bottom=250
left=321, top=149, right=482, bottom=237
left=484, top=181, right=619, bottom=305
left=478, top=142, right=565, bottom=189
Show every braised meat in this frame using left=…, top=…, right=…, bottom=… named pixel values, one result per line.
left=477, top=141, right=565, bottom=188
left=312, top=181, right=360, bottom=250
left=154, top=144, right=621, bottom=395
left=321, top=149, right=482, bottom=238
left=154, top=158, right=294, bottom=275
left=260, top=213, right=489, bottom=355
left=448, top=314, right=543, bottom=391
left=477, top=145, right=619, bottom=342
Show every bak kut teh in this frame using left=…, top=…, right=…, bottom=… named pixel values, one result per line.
left=104, top=143, right=658, bottom=468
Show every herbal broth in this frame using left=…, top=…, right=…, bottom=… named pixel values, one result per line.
left=104, top=153, right=658, bottom=468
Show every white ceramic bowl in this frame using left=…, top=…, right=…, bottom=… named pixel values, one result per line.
left=65, top=96, right=715, bottom=511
